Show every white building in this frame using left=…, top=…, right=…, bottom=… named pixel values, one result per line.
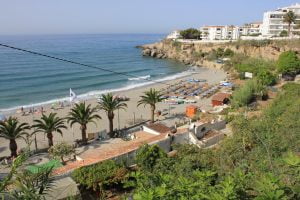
left=239, top=22, right=263, bottom=36
left=200, top=25, right=240, bottom=41
left=262, top=3, right=300, bottom=37
left=166, top=30, right=181, bottom=39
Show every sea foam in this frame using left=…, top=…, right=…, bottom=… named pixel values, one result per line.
left=0, top=70, right=194, bottom=115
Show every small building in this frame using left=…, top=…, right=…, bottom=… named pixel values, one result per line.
left=211, top=93, right=231, bottom=107
left=186, top=105, right=198, bottom=118
left=166, top=30, right=181, bottom=39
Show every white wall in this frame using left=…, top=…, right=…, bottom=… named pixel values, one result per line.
left=142, top=126, right=160, bottom=135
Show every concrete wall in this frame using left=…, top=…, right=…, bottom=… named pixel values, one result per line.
left=194, top=123, right=210, bottom=139
left=172, top=132, right=189, bottom=144
left=199, top=133, right=225, bottom=148
left=193, top=120, right=226, bottom=139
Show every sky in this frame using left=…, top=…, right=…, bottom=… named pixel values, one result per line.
left=0, top=0, right=299, bottom=35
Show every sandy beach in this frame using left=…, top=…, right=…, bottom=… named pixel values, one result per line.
left=0, top=67, right=227, bottom=157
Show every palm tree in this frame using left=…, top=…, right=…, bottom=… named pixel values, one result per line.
left=67, top=102, right=101, bottom=144
left=0, top=117, right=30, bottom=158
left=32, top=113, right=67, bottom=147
left=137, top=88, right=164, bottom=123
left=98, top=93, right=127, bottom=137
left=284, top=11, right=296, bottom=36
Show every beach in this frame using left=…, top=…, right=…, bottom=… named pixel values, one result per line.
left=0, top=67, right=226, bottom=157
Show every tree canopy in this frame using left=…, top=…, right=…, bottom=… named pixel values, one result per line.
left=277, top=51, right=300, bottom=74
left=180, top=28, right=201, bottom=39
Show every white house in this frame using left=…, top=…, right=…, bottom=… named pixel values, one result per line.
left=261, top=3, right=300, bottom=37
left=166, top=30, right=181, bottom=39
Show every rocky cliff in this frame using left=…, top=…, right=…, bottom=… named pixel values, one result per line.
left=140, top=39, right=300, bottom=69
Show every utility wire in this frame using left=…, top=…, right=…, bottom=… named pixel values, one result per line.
left=0, top=43, right=171, bottom=86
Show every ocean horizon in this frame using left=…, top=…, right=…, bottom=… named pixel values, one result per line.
left=0, top=34, right=190, bottom=113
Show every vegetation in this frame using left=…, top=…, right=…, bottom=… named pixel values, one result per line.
left=33, top=113, right=67, bottom=147
left=180, top=28, right=201, bottom=39
left=256, top=70, right=277, bottom=86
left=206, top=48, right=235, bottom=61
left=231, top=79, right=267, bottom=108
left=67, top=102, right=101, bottom=144
left=128, top=83, right=300, bottom=199
left=233, top=39, right=272, bottom=48
left=225, top=53, right=278, bottom=85
left=0, top=153, right=55, bottom=200
left=277, top=51, right=300, bottom=74
left=136, top=144, right=167, bottom=171
left=137, top=88, right=164, bottom=123
left=48, top=142, right=75, bottom=164
left=0, top=117, right=30, bottom=158
left=280, top=30, right=288, bottom=37
left=72, top=160, right=129, bottom=199
left=234, top=56, right=275, bottom=75
left=98, top=93, right=127, bottom=138
left=283, top=11, right=296, bottom=36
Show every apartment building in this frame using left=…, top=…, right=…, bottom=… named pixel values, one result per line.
left=262, top=3, right=300, bottom=36
left=240, top=22, right=263, bottom=36
left=200, top=25, right=239, bottom=40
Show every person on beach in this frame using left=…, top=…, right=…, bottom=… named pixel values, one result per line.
left=21, top=107, right=25, bottom=116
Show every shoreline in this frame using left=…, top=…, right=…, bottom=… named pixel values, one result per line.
left=0, top=67, right=199, bottom=115
left=0, top=66, right=227, bottom=157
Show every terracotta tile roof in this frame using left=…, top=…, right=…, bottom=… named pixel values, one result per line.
left=52, top=131, right=168, bottom=176
left=146, top=123, right=171, bottom=134
left=211, top=93, right=231, bottom=102
left=203, top=25, right=225, bottom=28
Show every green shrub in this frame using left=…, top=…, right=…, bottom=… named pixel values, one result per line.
left=235, top=57, right=275, bottom=74
left=136, top=144, right=167, bottom=171
left=48, top=142, right=75, bottom=164
left=277, top=51, right=300, bottom=74
left=224, top=48, right=235, bottom=57
left=216, top=48, right=225, bottom=58
left=231, top=79, right=266, bottom=108
left=280, top=30, right=288, bottom=37
left=256, top=70, right=277, bottom=86
left=72, top=160, right=128, bottom=192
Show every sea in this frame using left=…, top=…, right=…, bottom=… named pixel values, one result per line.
left=0, top=34, right=192, bottom=113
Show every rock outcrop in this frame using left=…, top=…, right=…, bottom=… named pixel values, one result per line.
left=140, top=39, right=300, bottom=69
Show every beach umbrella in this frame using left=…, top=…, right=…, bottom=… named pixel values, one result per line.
left=0, top=114, right=6, bottom=121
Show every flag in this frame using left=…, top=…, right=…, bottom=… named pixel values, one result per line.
left=70, top=88, right=77, bottom=102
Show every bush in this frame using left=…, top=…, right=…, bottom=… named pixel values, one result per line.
left=216, top=48, right=225, bottom=58
left=257, top=70, right=277, bottom=86
left=48, top=142, right=75, bottom=164
left=180, top=28, right=201, bottom=39
left=277, top=51, right=300, bottom=74
left=231, top=79, right=266, bottom=108
left=72, top=160, right=128, bottom=193
left=136, top=144, right=167, bottom=171
left=235, top=57, right=275, bottom=74
left=224, top=48, right=235, bottom=57
left=280, top=30, right=288, bottom=37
